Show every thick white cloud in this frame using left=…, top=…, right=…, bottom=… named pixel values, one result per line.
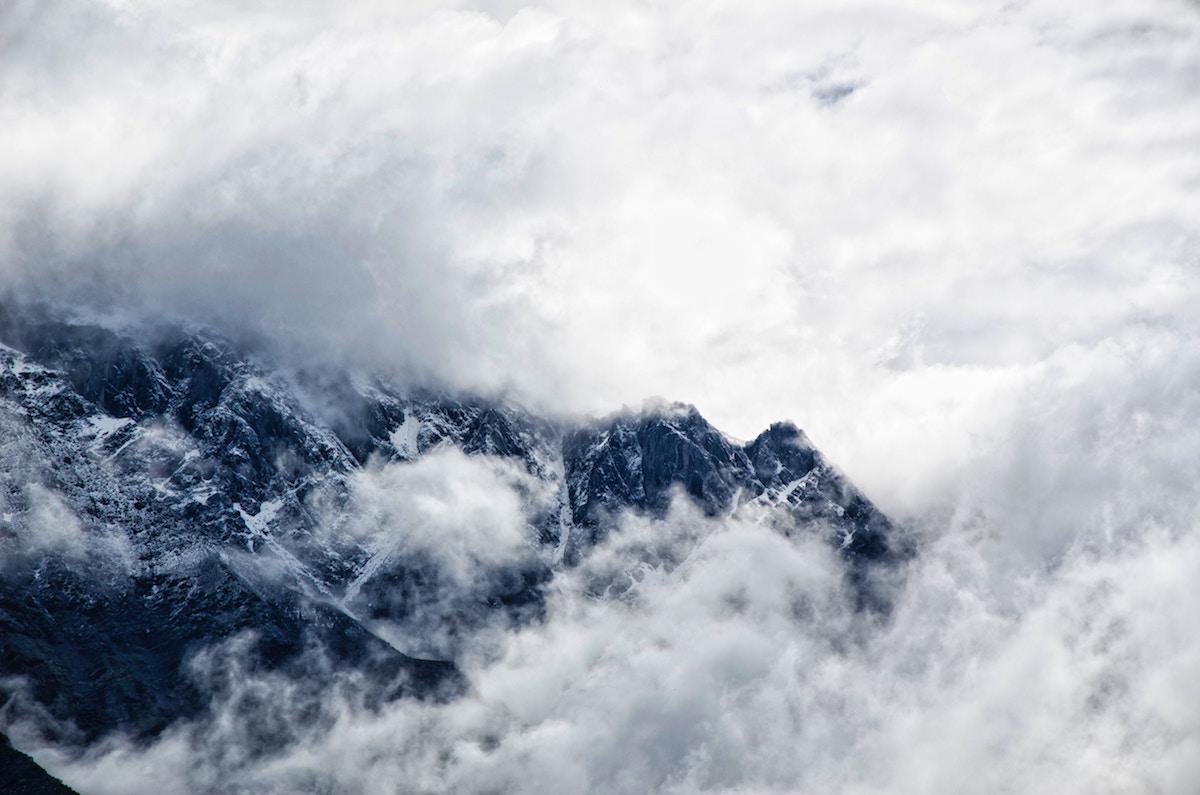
left=3, top=0, right=1200, bottom=792
left=320, top=448, right=553, bottom=657
left=331, top=448, right=547, bottom=586
left=31, top=498, right=1200, bottom=794
left=3, top=0, right=1197, bottom=511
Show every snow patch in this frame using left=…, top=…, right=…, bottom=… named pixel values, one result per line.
left=237, top=499, right=283, bottom=535
left=84, top=415, right=134, bottom=438
left=389, top=413, right=422, bottom=459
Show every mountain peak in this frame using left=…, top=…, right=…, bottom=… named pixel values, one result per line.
left=0, top=312, right=900, bottom=746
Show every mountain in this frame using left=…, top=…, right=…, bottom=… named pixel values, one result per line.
left=0, top=732, right=76, bottom=794
left=0, top=305, right=901, bottom=765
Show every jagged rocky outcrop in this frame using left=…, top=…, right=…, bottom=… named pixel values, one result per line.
left=562, top=405, right=892, bottom=561
left=0, top=305, right=901, bottom=762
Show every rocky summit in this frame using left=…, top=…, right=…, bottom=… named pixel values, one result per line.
left=0, top=305, right=901, bottom=760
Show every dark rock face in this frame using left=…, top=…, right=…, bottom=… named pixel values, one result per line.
left=0, top=732, right=76, bottom=794
left=563, top=405, right=896, bottom=563
left=746, top=422, right=893, bottom=558
left=0, top=305, right=900, bottom=757
left=564, top=405, right=750, bottom=526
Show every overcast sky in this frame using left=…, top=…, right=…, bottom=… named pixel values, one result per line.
left=4, top=0, right=1197, bottom=509
left=3, top=1, right=1200, bottom=791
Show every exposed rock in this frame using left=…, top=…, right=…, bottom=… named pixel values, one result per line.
left=0, top=305, right=900, bottom=753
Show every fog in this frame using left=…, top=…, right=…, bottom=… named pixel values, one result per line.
left=2, top=0, right=1199, bottom=791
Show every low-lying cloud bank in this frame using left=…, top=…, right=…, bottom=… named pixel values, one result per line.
left=22, top=495, right=1200, bottom=794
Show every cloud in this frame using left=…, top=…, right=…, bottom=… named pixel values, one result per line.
left=24, top=495, right=1199, bottom=794
left=2, top=0, right=1197, bottom=505
left=1, top=483, right=91, bottom=560
left=0, top=482, right=135, bottom=574
left=317, top=447, right=554, bottom=658
left=331, top=448, right=548, bottom=586
left=2, top=0, right=1200, bottom=792
left=0, top=403, right=136, bottom=573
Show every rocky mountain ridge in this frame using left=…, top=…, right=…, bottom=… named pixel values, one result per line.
left=0, top=306, right=901, bottom=761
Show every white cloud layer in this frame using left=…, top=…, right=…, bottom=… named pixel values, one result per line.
left=31, top=500, right=1200, bottom=794
left=3, top=0, right=1197, bottom=506
left=3, top=0, right=1200, bottom=792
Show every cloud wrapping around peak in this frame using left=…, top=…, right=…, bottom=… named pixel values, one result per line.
left=2, top=0, right=1198, bottom=497
left=2, top=0, right=1200, bottom=792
